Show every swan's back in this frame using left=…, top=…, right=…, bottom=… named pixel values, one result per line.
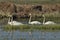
left=44, top=21, right=55, bottom=25
left=29, top=21, right=41, bottom=24
left=8, top=21, right=23, bottom=25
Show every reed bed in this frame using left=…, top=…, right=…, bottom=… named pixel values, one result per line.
left=2, top=24, right=60, bottom=31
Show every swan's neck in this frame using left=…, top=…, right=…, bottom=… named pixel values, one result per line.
left=43, top=15, right=45, bottom=24
left=8, top=17, right=13, bottom=22
left=11, top=17, right=13, bottom=22
left=8, top=17, right=10, bottom=22
left=29, top=15, right=32, bottom=23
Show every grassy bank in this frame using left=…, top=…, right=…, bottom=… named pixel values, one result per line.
left=0, top=0, right=60, bottom=4
left=2, top=24, right=60, bottom=31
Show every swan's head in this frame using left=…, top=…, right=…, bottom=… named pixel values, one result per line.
left=42, top=15, right=45, bottom=17
left=29, top=13, right=31, bottom=16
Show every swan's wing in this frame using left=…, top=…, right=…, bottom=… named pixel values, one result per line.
left=8, top=21, right=23, bottom=25
left=45, top=21, right=55, bottom=24
left=30, top=21, right=41, bottom=24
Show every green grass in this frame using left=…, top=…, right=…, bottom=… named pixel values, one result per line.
left=0, top=0, right=60, bottom=4
left=2, top=24, right=60, bottom=31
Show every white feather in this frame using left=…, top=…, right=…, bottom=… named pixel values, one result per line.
left=8, top=21, right=23, bottom=25
left=44, top=21, right=56, bottom=25
left=29, top=21, right=41, bottom=24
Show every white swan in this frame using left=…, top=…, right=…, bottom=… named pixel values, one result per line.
left=28, top=13, right=41, bottom=24
left=42, top=15, right=56, bottom=25
left=8, top=16, right=23, bottom=26
left=44, top=21, right=55, bottom=25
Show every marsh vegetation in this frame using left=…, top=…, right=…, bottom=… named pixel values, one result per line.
left=0, top=13, right=60, bottom=31
left=2, top=24, right=60, bottom=32
left=0, top=1, right=60, bottom=40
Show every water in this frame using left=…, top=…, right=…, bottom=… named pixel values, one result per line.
left=0, top=18, right=60, bottom=40
left=0, top=28, right=60, bottom=40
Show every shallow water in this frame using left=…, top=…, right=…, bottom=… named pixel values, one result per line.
left=0, top=18, right=60, bottom=40
left=0, top=28, right=60, bottom=40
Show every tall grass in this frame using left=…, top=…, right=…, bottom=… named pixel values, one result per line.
left=2, top=24, right=60, bottom=31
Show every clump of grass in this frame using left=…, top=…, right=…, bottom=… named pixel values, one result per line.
left=2, top=24, right=60, bottom=31
left=2, top=24, right=31, bottom=31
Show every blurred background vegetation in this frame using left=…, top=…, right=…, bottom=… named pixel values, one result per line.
left=0, top=0, right=60, bottom=24
left=0, top=0, right=60, bottom=4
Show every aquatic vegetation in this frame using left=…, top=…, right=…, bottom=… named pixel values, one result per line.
left=2, top=24, right=60, bottom=31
